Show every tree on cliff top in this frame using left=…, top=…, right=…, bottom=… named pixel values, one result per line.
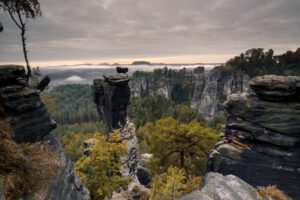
left=0, top=0, right=42, bottom=78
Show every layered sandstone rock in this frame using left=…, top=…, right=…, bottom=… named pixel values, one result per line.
left=0, top=65, right=90, bottom=200
left=207, top=75, right=300, bottom=199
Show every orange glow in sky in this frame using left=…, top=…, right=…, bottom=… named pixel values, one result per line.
left=0, top=54, right=233, bottom=67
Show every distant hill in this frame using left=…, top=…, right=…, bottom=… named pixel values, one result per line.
left=132, top=61, right=151, bottom=65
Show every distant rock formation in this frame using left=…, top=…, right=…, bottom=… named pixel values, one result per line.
left=207, top=75, right=300, bottom=199
left=132, top=61, right=151, bottom=65
left=130, top=68, right=196, bottom=100
left=191, top=68, right=250, bottom=117
left=178, top=172, right=271, bottom=200
left=0, top=65, right=90, bottom=200
left=130, top=76, right=174, bottom=99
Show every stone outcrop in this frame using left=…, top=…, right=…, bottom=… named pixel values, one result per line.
left=178, top=172, right=271, bottom=200
left=207, top=75, right=300, bottom=199
left=191, top=68, right=250, bottom=116
left=0, top=65, right=90, bottom=200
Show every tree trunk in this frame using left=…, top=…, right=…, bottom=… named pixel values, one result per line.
left=21, top=25, right=31, bottom=78
left=180, top=151, right=185, bottom=168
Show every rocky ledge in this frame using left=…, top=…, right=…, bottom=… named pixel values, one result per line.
left=207, top=75, right=300, bottom=199
left=0, top=65, right=90, bottom=200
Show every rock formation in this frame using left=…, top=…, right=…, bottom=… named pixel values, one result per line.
left=93, top=67, right=150, bottom=199
left=207, top=75, right=300, bottom=199
left=0, top=65, right=90, bottom=200
left=178, top=172, right=271, bottom=200
left=191, top=68, right=250, bottom=116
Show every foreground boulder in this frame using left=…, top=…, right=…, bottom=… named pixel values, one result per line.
left=207, top=75, right=300, bottom=199
left=0, top=65, right=90, bottom=200
left=178, top=173, right=271, bottom=200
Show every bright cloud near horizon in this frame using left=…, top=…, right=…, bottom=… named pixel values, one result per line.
left=0, top=0, right=300, bottom=67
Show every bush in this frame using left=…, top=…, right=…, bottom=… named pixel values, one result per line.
left=0, top=121, right=60, bottom=200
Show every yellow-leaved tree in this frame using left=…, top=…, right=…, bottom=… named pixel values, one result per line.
left=150, top=166, right=187, bottom=200
left=75, top=132, right=130, bottom=200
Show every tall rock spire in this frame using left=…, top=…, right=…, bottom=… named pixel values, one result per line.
left=93, top=67, right=130, bottom=138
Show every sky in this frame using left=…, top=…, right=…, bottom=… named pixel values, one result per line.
left=0, top=0, right=300, bottom=67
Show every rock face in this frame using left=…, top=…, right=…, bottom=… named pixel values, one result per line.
left=130, top=76, right=174, bottom=99
left=207, top=75, right=300, bottom=199
left=191, top=68, right=250, bottom=116
left=0, top=65, right=90, bottom=200
left=44, top=134, right=90, bottom=200
left=178, top=172, right=271, bottom=200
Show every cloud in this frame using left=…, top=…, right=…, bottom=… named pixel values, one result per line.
left=65, top=75, right=85, bottom=82
left=0, top=0, right=300, bottom=64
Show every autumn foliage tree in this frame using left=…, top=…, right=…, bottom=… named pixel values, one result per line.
left=0, top=0, right=42, bottom=77
left=150, top=166, right=187, bottom=200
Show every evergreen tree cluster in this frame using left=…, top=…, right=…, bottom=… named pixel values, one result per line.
left=223, top=48, right=300, bottom=77
left=49, top=84, right=99, bottom=124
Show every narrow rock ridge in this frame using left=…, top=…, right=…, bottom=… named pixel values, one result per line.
left=207, top=75, right=300, bottom=199
left=191, top=68, right=250, bottom=116
left=0, top=65, right=90, bottom=200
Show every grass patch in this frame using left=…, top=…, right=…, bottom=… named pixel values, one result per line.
left=0, top=120, right=61, bottom=200
left=258, top=185, right=292, bottom=200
